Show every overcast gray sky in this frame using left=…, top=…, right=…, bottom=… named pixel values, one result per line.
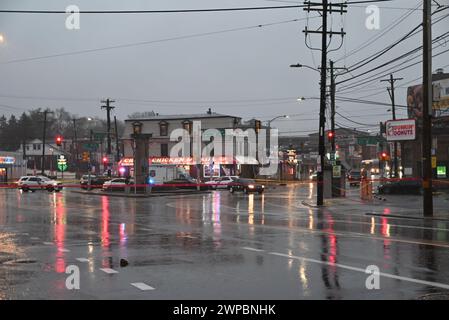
left=0, top=0, right=448, bottom=135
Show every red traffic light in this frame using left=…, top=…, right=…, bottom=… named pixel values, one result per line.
left=328, top=132, right=334, bottom=138
left=102, top=156, right=108, bottom=163
left=56, top=136, right=63, bottom=146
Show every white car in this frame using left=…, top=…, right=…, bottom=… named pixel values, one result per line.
left=102, top=178, right=134, bottom=191
left=17, top=176, right=63, bottom=192
left=205, top=176, right=239, bottom=189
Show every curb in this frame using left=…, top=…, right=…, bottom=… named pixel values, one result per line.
left=70, top=190, right=211, bottom=198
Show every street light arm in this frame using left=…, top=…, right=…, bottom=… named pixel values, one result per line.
left=290, top=63, right=320, bottom=73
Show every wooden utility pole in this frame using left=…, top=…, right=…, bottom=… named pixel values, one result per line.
left=381, top=74, right=403, bottom=179
left=422, top=0, right=433, bottom=217
left=303, top=1, right=346, bottom=205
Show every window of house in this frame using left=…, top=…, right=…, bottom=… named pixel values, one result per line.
left=33, top=144, right=37, bottom=150
left=159, top=121, right=168, bottom=136
left=182, top=120, right=192, bottom=134
left=161, top=144, right=169, bottom=157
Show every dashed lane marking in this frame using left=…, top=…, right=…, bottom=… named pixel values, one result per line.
left=76, top=258, right=89, bottom=262
left=100, top=268, right=119, bottom=274
left=131, top=282, right=155, bottom=291
left=43, top=242, right=53, bottom=245
left=241, top=247, right=265, bottom=252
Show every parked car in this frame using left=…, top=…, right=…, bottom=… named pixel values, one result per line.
left=229, top=178, right=265, bottom=194
left=347, top=170, right=362, bottom=187
left=205, top=176, right=239, bottom=190
left=377, top=179, right=432, bottom=195
left=80, top=175, right=111, bottom=189
left=163, top=176, right=208, bottom=190
left=102, top=178, right=134, bottom=192
left=17, top=176, right=63, bottom=192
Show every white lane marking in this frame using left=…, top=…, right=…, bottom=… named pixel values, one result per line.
left=268, top=252, right=449, bottom=290
left=140, top=228, right=152, bottom=232
left=43, top=242, right=53, bottom=245
left=58, top=248, right=70, bottom=253
left=100, top=268, right=119, bottom=274
left=241, top=247, right=265, bottom=252
left=131, top=282, right=155, bottom=291
left=182, top=235, right=197, bottom=239
left=76, top=258, right=89, bottom=262
left=30, top=237, right=40, bottom=240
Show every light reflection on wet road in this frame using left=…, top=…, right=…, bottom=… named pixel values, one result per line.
left=0, top=185, right=449, bottom=299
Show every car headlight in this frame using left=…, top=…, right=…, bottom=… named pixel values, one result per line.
left=248, top=185, right=255, bottom=189
left=262, top=185, right=265, bottom=188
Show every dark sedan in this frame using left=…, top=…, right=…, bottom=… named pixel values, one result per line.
left=377, top=179, right=429, bottom=195
left=229, top=178, right=265, bottom=194
left=163, top=177, right=208, bottom=190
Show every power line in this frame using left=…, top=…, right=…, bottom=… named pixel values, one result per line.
left=0, top=19, right=308, bottom=65
left=0, top=5, right=305, bottom=14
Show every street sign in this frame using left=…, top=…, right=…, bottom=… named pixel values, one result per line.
left=93, top=132, right=107, bottom=141
left=332, top=165, right=341, bottom=178
left=432, top=156, right=437, bottom=169
left=82, top=142, right=98, bottom=151
left=357, top=136, right=381, bottom=146
left=57, top=155, right=68, bottom=172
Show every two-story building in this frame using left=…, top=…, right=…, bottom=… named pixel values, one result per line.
left=120, top=110, right=261, bottom=180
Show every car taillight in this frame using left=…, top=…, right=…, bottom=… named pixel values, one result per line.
left=248, top=185, right=255, bottom=189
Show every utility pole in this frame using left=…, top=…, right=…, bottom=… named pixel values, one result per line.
left=381, top=74, right=403, bottom=179
left=303, top=1, right=346, bottom=206
left=40, top=109, right=53, bottom=175
left=422, top=0, right=433, bottom=217
left=114, top=116, right=120, bottom=172
left=101, top=98, right=115, bottom=177
left=72, top=118, right=79, bottom=178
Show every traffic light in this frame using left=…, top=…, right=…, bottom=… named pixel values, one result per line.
left=102, top=156, right=108, bottom=164
left=380, top=152, right=389, bottom=161
left=56, top=135, right=63, bottom=146
left=327, top=131, right=334, bottom=142
left=255, top=120, right=261, bottom=133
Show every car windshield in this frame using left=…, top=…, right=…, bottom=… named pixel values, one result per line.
left=38, top=176, right=51, bottom=181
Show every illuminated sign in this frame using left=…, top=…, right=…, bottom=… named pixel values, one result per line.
left=0, top=156, right=15, bottom=165
left=119, top=156, right=235, bottom=167
left=437, top=166, right=446, bottom=178
left=385, top=119, right=416, bottom=141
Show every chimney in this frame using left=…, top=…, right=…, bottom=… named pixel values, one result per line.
left=207, top=108, right=212, bottom=115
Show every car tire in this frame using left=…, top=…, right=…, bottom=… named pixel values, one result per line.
left=229, top=187, right=234, bottom=193
left=258, top=190, right=264, bottom=194
left=21, top=187, right=29, bottom=192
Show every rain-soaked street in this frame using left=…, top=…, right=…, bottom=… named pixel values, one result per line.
left=1, top=184, right=449, bottom=300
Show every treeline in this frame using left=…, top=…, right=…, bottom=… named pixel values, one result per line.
left=0, top=108, right=124, bottom=151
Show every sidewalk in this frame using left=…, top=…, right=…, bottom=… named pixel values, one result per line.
left=304, top=192, right=449, bottom=221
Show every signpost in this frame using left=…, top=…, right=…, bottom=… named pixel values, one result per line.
left=57, top=155, right=68, bottom=179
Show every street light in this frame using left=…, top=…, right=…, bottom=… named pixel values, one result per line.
left=290, top=63, right=320, bottom=73
left=266, top=115, right=289, bottom=128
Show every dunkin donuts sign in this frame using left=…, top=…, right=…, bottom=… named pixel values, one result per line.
left=385, top=119, right=416, bottom=141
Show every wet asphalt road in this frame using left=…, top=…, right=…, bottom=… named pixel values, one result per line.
left=1, top=184, right=449, bottom=300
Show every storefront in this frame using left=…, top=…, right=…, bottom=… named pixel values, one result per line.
left=0, top=155, right=26, bottom=183
left=118, top=156, right=254, bottom=180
